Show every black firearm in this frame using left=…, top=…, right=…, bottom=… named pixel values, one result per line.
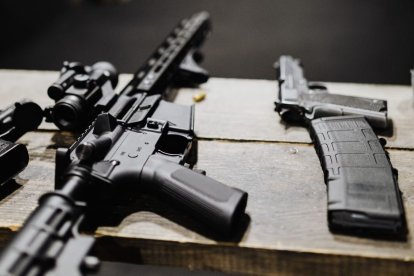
left=275, top=56, right=388, bottom=129
left=0, top=136, right=107, bottom=276
left=275, top=55, right=406, bottom=238
left=0, top=12, right=248, bottom=275
left=45, top=11, right=210, bottom=132
left=0, top=100, right=43, bottom=185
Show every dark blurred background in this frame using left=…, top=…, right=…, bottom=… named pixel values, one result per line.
left=1, top=0, right=413, bottom=84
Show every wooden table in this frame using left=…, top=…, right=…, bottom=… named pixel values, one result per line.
left=0, top=69, right=413, bottom=275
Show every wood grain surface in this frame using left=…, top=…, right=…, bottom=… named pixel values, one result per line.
left=0, top=70, right=413, bottom=275
left=1, top=70, right=413, bottom=148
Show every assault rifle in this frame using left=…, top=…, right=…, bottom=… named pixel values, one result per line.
left=0, top=100, right=43, bottom=185
left=0, top=12, right=248, bottom=275
left=275, top=55, right=406, bottom=238
left=45, top=11, right=210, bottom=131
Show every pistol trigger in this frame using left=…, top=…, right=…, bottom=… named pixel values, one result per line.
left=279, top=109, right=303, bottom=123
left=174, top=50, right=209, bottom=87
left=392, top=168, right=399, bottom=180
left=379, top=138, right=387, bottom=147
left=274, top=102, right=282, bottom=112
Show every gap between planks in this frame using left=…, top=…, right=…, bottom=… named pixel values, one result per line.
left=23, top=129, right=414, bottom=152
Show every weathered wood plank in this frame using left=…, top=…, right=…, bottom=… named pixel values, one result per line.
left=0, top=70, right=413, bottom=148
left=93, top=238, right=414, bottom=275
left=176, top=78, right=414, bottom=149
left=0, top=131, right=412, bottom=274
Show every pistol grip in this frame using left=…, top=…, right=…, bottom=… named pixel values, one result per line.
left=141, top=155, right=248, bottom=234
left=304, top=93, right=388, bottom=129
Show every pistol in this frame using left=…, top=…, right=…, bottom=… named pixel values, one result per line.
left=0, top=100, right=43, bottom=185
left=275, top=55, right=406, bottom=238
left=275, top=55, right=388, bottom=129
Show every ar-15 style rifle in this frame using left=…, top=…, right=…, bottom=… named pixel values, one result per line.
left=45, top=11, right=210, bottom=132
left=275, top=55, right=406, bottom=238
left=0, top=12, right=248, bottom=275
left=0, top=100, right=43, bottom=185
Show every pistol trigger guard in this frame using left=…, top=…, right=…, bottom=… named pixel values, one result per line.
left=174, top=50, right=209, bottom=87
left=279, top=107, right=305, bottom=124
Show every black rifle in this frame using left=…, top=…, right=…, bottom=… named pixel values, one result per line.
left=0, top=136, right=107, bottom=276
left=0, top=12, right=248, bottom=275
left=45, top=11, right=210, bottom=132
left=275, top=55, right=406, bottom=238
left=0, top=100, right=43, bottom=185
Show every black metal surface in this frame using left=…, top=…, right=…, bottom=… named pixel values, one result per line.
left=0, top=100, right=43, bottom=186
left=0, top=163, right=95, bottom=275
left=0, top=100, right=43, bottom=142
